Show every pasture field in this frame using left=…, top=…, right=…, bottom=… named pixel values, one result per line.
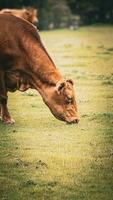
left=0, top=26, right=113, bottom=200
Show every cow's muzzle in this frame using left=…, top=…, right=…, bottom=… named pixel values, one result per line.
left=66, top=118, right=80, bottom=124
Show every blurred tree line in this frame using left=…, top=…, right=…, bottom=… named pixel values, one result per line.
left=0, top=0, right=113, bottom=29
left=67, top=0, right=113, bottom=24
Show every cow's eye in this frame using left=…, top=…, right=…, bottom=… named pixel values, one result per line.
left=65, top=97, right=72, bottom=104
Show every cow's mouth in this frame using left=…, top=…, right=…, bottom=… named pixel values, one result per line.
left=66, top=118, right=79, bottom=124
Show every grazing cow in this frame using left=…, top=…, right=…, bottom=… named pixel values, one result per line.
left=0, top=8, right=38, bottom=24
left=0, top=14, right=79, bottom=124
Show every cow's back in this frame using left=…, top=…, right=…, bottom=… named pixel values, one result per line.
left=0, top=14, right=39, bottom=70
left=0, top=13, right=37, bottom=38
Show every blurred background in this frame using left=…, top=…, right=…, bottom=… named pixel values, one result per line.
left=0, top=0, right=113, bottom=30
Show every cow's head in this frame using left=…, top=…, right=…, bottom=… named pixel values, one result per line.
left=43, top=79, right=79, bottom=124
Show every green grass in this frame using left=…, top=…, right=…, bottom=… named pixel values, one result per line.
left=0, top=26, right=113, bottom=200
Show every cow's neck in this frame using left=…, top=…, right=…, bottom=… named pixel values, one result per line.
left=26, top=42, right=62, bottom=85
left=28, top=69, right=63, bottom=101
left=22, top=34, right=64, bottom=97
left=23, top=34, right=62, bottom=86
left=33, top=54, right=62, bottom=85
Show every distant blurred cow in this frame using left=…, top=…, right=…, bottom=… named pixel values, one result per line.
left=0, top=8, right=38, bottom=24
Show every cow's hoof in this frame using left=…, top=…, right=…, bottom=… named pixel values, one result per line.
left=2, top=118, right=15, bottom=125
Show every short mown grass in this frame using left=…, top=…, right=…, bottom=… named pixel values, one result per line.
left=0, top=26, right=113, bottom=200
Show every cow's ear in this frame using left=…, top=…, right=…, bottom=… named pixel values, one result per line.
left=66, top=79, right=74, bottom=85
left=56, top=81, right=66, bottom=94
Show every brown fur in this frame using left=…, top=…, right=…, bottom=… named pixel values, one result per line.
left=0, top=14, right=79, bottom=124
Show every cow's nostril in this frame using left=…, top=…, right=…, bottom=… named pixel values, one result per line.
left=74, top=119, right=79, bottom=123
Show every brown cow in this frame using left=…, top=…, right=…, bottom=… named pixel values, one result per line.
left=0, top=14, right=79, bottom=124
left=0, top=8, right=38, bottom=24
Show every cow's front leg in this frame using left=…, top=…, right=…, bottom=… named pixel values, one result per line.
left=0, top=69, right=14, bottom=124
left=0, top=97, right=15, bottom=124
